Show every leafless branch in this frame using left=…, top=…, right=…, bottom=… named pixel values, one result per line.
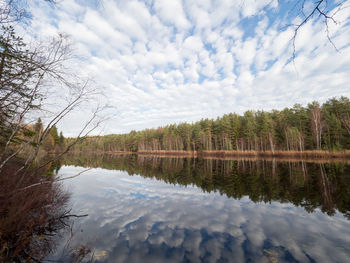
left=291, top=0, right=348, bottom=60
left=12, top=168, right=92, bottom=194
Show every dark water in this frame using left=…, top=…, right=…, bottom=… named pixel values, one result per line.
left=55, top=154, right=350, bottom=262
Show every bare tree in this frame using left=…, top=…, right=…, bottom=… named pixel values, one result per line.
left=0, top=24, right=106, bottom=173
left=309, top=102, right=324, bottom=150
left=0, top=1, right=104, bottom=261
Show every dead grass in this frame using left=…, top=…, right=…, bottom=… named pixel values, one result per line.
left=132, top=150, right=350, bottom=162
left=0, top=157, right=92, bottom=262
left=137, top=150, right=196, bottom=156
left=199, top=150, right=350, bottom=158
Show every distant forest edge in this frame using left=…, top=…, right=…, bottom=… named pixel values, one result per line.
left=67, top=97, right=350, bottom=157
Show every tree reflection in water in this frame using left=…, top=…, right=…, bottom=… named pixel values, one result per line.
left=0, top=159, right=91, bottom=262
left=63, top=153, right=350, bottom=219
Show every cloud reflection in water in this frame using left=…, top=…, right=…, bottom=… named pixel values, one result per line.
left=59, top=165, right=350, bottom=263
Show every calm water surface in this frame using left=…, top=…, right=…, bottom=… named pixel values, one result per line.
left=55, top=154, right=350, bottom=262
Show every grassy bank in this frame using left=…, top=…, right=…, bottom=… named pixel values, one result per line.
left=67, top=150, right=350, bottom=162
left=136, top=150, right=350, bottom=159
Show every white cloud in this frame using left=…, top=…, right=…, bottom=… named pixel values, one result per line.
left=154, top=0, right=191, bottom=30
left=102, top=0, right=147, bottom=42
left=20, top=0, right=350, bottom=135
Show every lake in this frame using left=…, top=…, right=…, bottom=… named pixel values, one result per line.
left=53, top=154, right=350, bottom=262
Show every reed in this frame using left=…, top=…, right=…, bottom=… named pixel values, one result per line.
left=134, top=150, right=350, bottom=159
left=68, top=149, right=350, bottom=160
left=137, top=150, right=197, bottom=157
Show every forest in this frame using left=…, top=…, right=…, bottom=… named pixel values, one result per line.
left=69, top=97, right=350, bottom=154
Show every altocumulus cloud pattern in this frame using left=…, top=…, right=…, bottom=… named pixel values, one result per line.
left=24, top=0, right=350, bottom=135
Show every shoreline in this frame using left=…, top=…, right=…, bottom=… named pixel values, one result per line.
left=136, top=150, right=350, bottom=159
left=69, top=150, right=350, bottom=162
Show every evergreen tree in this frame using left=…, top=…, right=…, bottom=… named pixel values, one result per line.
left=59, top=131, right=65, bottom=146
left=68, top=97, right=350, bottom=154
left=50, top=125, right=60, bottom=145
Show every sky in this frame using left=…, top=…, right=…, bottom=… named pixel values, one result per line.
left=22, top=0, right=350, bottom=136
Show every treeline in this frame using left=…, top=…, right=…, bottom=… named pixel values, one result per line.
left=69, top=97, right=350, bottom=153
